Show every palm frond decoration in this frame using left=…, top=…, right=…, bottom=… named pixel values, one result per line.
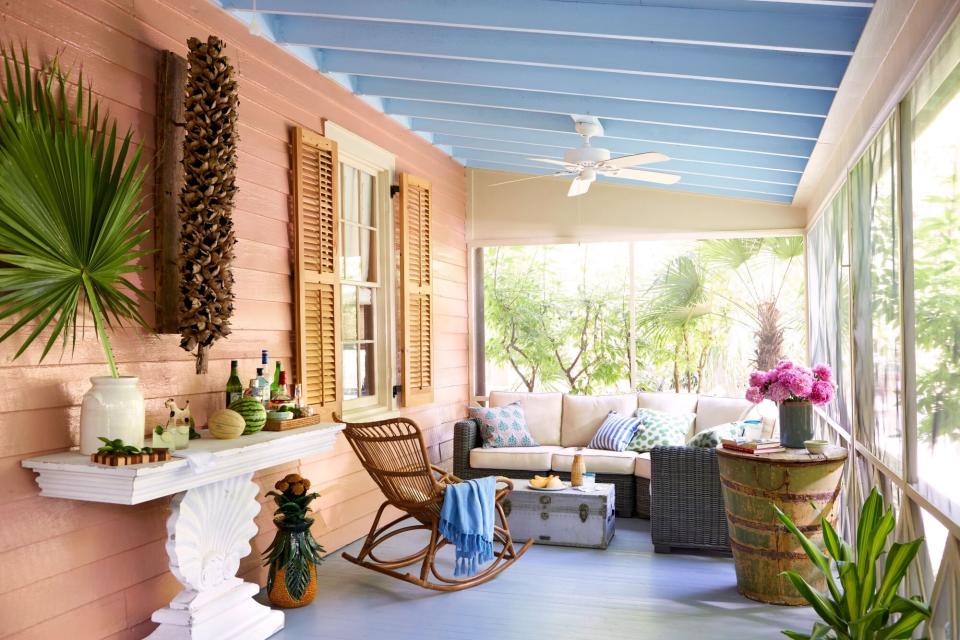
left=0, top=47, right=150, bottom=377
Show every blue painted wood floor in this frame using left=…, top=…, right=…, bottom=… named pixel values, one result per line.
left=266, top=518, right=816, bottom=639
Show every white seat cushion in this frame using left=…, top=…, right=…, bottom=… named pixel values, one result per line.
left=634, top=452, right=652, bottom=479
left=695, top=396, right=754, bottom=433
left=489, top=391, right=563, bottom=445
left=470, top=446, right=562, bottom=471
left=551, top=447, right=638, bottom=475
left=560, top=393, right=639, bottom=447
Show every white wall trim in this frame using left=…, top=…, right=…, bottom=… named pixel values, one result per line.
left=324, top=120, right=398, bottom=415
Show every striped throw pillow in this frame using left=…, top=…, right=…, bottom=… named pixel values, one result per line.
left=588, top=411, right=643, bottom=452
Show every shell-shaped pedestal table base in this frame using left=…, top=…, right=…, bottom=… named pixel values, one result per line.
left=146, top=474, right=283, bottom=640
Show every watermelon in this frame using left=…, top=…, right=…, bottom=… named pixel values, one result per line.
left=229, top=397, right=267, bottom=435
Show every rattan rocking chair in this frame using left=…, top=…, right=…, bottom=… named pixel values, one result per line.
left=337, top=414, right=532, bottom=591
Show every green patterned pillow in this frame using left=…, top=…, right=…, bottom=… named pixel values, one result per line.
left=467, top=402, right=539, bottom=449
left=627, top=408, right=693, bottom=452
left=686, top=422, right=744, bottom=448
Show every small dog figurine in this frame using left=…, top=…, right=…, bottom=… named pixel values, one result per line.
left=164, top=398, right=199, bottom=442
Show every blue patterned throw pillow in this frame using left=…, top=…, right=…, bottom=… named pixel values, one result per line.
left=588, top=411, right=644, bottom=452
left=467, top=402, right=538, bottom=448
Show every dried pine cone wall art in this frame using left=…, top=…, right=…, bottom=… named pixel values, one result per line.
left=178, top=35, right=239, bottom=374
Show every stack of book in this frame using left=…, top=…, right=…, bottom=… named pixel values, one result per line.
left=721, top=438, right=785, bottom=455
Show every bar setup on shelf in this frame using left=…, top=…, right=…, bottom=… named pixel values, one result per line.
left=22, top=422, right=344, bottom=640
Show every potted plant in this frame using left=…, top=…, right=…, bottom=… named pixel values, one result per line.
left=746, top=360, right=834, bottom=448
left=0, top=49, right=150, bottom=453
left=263, top=474, right=325, bottom=607
left=775, top=488, right=930, bottom=639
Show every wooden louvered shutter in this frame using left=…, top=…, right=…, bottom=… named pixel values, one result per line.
left=399, top=174, right=434, bottom=407
left=293, top=127, right=341, bottom=419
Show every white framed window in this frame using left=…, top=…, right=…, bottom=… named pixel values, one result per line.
left=325, top=122, right=397, bottom=416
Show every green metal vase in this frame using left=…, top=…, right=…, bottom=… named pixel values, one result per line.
left=779, top=400, right=813, bottom=449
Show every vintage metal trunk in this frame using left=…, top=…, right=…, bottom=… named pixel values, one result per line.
left=504, top=482, right=615, bottom=549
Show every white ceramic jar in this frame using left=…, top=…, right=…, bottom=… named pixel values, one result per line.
left=79, top=376, right=146, bottom=454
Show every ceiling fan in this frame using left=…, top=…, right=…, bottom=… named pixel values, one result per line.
left=490, top=116, right=680, bottom=197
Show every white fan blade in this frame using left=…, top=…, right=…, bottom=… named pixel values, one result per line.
left=567, top=177, right=591, bottom=197
left=614, top=168, right=681, bottom=185
left=602, top=152, right=669, bottom=170
left=488, top=172, right=567, bottom=187
left=527, top=157, right=576, bottom=168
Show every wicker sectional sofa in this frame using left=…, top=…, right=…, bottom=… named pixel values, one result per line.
left=453, top=391, right=754, bottom=521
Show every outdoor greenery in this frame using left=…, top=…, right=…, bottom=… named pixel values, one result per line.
left=914, top=172, right=960, bottom=444
left=484, top=245, right=630, bottom=394
left=483, top=238, right=804, bottom=395
left=0, top=48, right=150, bottom=377
left=775, top=488, right=930, bottom=640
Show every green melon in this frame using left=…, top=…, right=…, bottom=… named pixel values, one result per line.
left=229, top=397, right=267, bottom=434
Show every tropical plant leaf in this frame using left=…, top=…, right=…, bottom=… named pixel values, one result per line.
left=875, top=539, right=923, bottom=608
left=822, top=518, right=851, bottom=563
left=875, top=609, right=930, bottom=640
left=699, top=238, right=763, bottom=270
left=0, top=47, right=150, bottom=377
left=764, top=236, right=805, bottom=261
left=837, top=561, right=861, bottom=621
left=780, top=571, right=845, bottom=630
left=774, top=504, right=841, bottom=602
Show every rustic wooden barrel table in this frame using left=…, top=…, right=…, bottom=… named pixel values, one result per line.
left=716, top=445, right=847, bottom=605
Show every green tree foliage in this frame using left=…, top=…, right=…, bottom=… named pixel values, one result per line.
left=635, top=254, right=717, bottom=393
left=483, top=246, right=629, bottom=394
left=914, top=171, right=960, bottom=443
left=636, top=238, right=803, bottom=392
left=483, top=238, right=804, bottom=395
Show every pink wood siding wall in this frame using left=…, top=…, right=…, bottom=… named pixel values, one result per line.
left=0, top=1, right=468, bottom=637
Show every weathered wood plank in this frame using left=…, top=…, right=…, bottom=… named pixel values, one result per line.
left=154, top=50, right=187, bottom=334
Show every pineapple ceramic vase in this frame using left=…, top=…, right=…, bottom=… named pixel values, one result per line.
left=264, top=474, right=324, bottom=608
left=79, top=376, right=145, bottom=454
left=267, top=522, right=319, bottom=608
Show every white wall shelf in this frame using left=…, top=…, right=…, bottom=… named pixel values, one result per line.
left=22, top=423, right=343, bottom=505
left=23, top=423, right=345, bottom=640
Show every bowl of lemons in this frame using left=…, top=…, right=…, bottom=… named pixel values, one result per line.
left=528, top=474, right=567, bottom=491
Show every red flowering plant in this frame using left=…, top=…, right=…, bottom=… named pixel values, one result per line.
left=746, top=360, right=834, bottom=405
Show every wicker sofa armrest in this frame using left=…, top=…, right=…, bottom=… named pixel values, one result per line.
left=650, top=445, right=730, bottom=553
left=453, top=419, right=481, bottom=478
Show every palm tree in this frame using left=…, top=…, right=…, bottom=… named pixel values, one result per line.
left=636, top=254, right=715, bottom=392
left=699, top=237, right=804, bottom=370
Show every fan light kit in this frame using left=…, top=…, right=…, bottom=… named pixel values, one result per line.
left=491, top=115, right=681, bottom=197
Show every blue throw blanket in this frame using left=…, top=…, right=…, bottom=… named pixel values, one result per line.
left=439, top=476, right=496, bottom=577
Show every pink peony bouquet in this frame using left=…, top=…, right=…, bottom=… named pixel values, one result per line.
left=746, top=360, right=834, bottom=405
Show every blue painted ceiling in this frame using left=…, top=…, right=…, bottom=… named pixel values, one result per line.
left=218, top=0, right=873, bottom=204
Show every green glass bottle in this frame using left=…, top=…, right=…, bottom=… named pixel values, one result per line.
left=271, top=361, right=282, bottom=399
left=225, top=360, right=244, bottom=408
